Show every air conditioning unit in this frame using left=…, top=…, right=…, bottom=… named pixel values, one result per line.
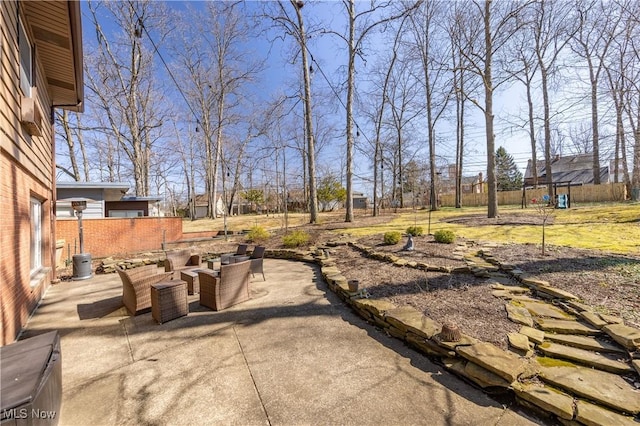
left=20, top=87, right=43, bottom=137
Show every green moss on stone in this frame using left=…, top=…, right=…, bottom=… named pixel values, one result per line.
left=535, top=356, right=576, bottom=368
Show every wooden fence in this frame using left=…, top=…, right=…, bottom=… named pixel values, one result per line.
left=439, top=183, right=627, bottom=207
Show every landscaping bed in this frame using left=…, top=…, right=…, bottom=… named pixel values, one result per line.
left=192, top=211, right=640, bottom=334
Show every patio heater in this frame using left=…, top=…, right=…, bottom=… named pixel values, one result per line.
left=71, top=200, right=92, bottom=280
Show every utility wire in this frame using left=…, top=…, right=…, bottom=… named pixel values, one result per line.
left=133, top=12, right=201, bottom=127
left=307, top=50, right=373, bottom=146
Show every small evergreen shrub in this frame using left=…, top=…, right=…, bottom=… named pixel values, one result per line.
left=406, top=226, right=424, bottom=237
left=433, top=229, right=455, bottom=244
left=383, top=231, right=402, bottom=245
left=282, top=230, right=309, bottom=248
left=246, top=226, right=270, bottom=243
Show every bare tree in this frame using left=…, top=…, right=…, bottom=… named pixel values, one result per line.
left=505, top=18, right=540, bottom=187
left=458, top=0, right=528, bottom=218
left=264, top=1, right=319, bottom=222
left=409, top=0, right=453, bottom=211
left=567, top=122, right=593, bottom=154
left=169, top=2, right=263, bottom=218
left=571, top=0, right=623, bottom=185
left=86, top=0, right=169, bottom=196
left=531, top=0, right=578, bottom=195
left=604, top=0, right=635, bottom=190
left=447, top=4, right=477, bottom=208
left=55, top=110, right=89, bottom=181
left=386, top=57, right=424, bottom=208
left=327, top=1, right=420, bottom=222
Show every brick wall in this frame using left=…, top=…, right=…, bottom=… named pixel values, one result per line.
left=1, top=155, right=53, bottom=346
left=56, top=217, right=184, bottom=258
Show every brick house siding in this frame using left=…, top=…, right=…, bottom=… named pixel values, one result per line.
left=1, top=1, right=83, bottom=345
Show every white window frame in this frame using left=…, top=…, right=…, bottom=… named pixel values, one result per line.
left=18, top=16, right=33, bottom=98
left=30, top=197, right=43, bottom=274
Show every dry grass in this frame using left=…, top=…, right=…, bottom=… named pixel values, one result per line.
left=323, top=203, right=640, bottom=255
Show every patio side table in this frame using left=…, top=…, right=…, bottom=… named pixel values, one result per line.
left=206, top=258, right=220, bottom=270
left=181, top=269, right=203, bottom=295
left=151, top=280, right=188, bottom=324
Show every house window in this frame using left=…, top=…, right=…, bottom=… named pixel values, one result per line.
left=18, top=16, right=33, bottom=97
left=109, top=210, right=144, bottom=218
left=30, top=197, right=43, bottom=274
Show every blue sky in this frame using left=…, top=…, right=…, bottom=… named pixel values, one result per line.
left=74, top=0, right=614, bottom=197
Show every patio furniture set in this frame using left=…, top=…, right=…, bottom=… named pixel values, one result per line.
left=116, top=246, right=266, bottom=324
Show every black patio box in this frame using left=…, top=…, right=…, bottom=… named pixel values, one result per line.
left=0, top=331, right=62, bottom=425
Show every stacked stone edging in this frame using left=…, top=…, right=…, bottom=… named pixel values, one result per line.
left=317, top=241, right=640, bottom=425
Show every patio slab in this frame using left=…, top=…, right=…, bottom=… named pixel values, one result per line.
left=21, top=259, right=539, bottom=426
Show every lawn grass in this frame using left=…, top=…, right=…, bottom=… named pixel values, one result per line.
left=332, top=203, right=640, bottom=255
left=181, top=203, right=640, bottom=255
left=182, top=213, right=306, bottom=233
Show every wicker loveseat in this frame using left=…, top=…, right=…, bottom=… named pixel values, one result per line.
left=117, top=265, right=173, bottom=315
left=165, top=249, right=202, bottom=279
left=198, top=261, right=251, bottom=311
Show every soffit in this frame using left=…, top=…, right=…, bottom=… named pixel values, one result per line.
left=21, top=1, right=84, bottom=110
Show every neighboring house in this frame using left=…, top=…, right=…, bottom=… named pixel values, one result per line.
left=56, top=182, right=164, bottom=218
left=110, top=195, right=164, bottom=217
left=56, top=182, right=129, bottom=218
left=1, top=1, right=83, bottom=345
left=524, top=154, right=610, bottom=187
left=192, top=194, right=225, bottom=218
left=352, top=192, right=368, bottom=209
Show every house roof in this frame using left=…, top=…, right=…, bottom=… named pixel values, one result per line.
left=56, top=182, right=129, bottom=202
left=121, top=195, right=163, bottom=202
left=524, top=154, right=609, bottom=185
left=21, top=1, right=84, bottom=110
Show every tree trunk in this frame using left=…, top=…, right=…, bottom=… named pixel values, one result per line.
left=589, top=63, right=601, bottom=184
left=344, top=0, right=355, bottom=222
left=525, top=74, right=537, bottom=187
left=293, top=1, right=318, bottom=223
left=484, top=0, right=498, bottom=218
left=540, top=64, right=553, bottom=197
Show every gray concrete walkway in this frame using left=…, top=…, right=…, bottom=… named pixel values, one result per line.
left=21, top=259, right=541, bottom=425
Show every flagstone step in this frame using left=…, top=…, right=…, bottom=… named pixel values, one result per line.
left=519, top=300, right=575, bottom=320
left=537, top=342, right=632, bottom=374
left=544, top=333, right=626, bottom=354
left=505, top=303, right=533, bottom=327
left=602, top=323, right=640, bottom=351
left=456, top=342, right=528, bottom=383
left=575, top=400, right=639, bottom=426
left=534, top=318, right=601, bottom=335
left=537, top=360, right=640, bottom=415
left=512, top=382, right=574, bottom=421
left=519, top=326, right=545, bottom=344
left=383, top=307, right=439, bottom=339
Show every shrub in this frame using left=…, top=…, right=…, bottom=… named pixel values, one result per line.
left=282, top=230, right=309, bottom=248
left=406, top=225, right=424, bottom=237
left=246, top=226, right=270, bottom=243
left=433, top=229, right=455, bottom=244
left=383, top=231, right=402, bottom=245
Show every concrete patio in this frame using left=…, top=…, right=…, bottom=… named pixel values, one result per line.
left=20, top=259, right=541, bottom=425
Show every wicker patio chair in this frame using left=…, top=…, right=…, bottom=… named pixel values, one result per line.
left=198, top=261, right=251, bottom=311
left=249, top=246, right=266, bottom=281
left=164, top=249, right=202, bottom=279
left=220, top=244, right=249, bottom=265
left=117, top=265, right=173, bottom=315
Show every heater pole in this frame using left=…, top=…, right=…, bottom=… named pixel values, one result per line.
left=77, top=211, right=84, bottom=254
